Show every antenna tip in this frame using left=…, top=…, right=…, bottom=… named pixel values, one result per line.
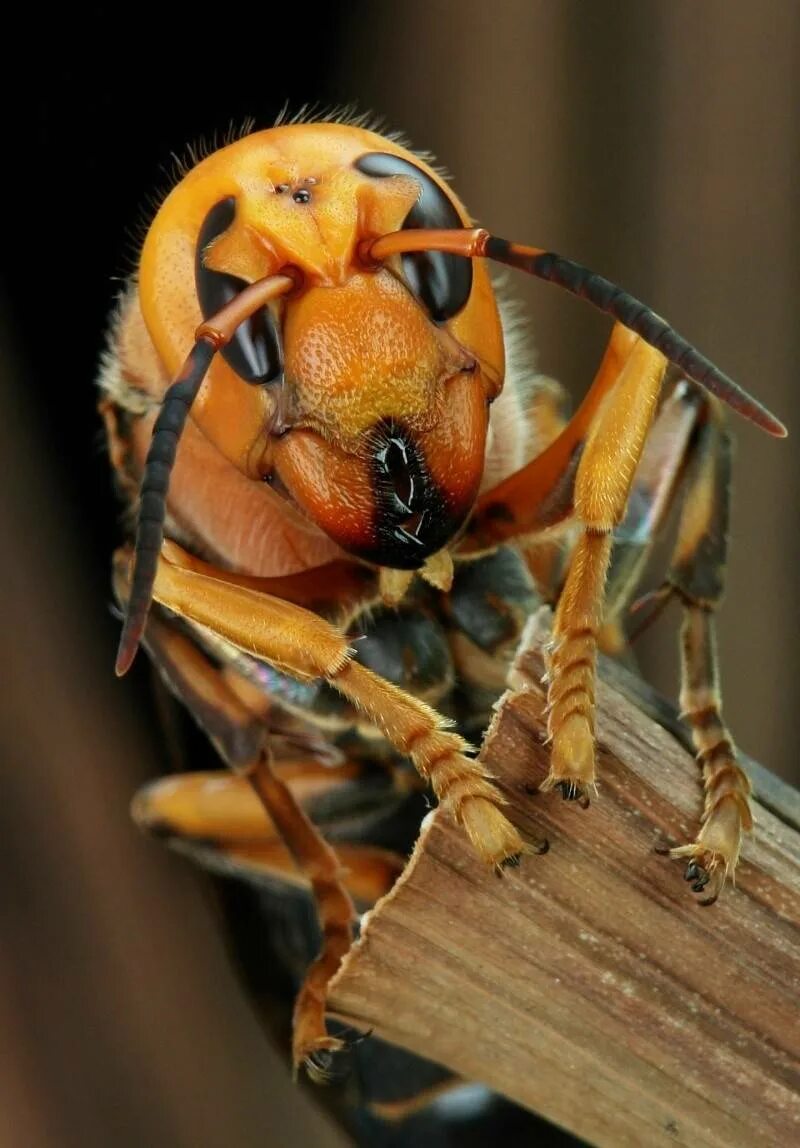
left=742, top=402, right=787, bottom=438
left=115, top=633, right=138, bottom=677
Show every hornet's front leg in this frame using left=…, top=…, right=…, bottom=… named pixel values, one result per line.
left=464, top=323, right=668, bottom=804
left=144, top=545, right=527, bottom=871
left=542, top=328, right=668, bottom=800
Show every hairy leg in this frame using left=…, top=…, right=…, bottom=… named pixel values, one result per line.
left=113, top=580, right=360, bottom=1069
left=542, top=330, right=668, bottom=798
left=142, top=545, right=526, bottom=869
left=656, top=403, right=753, bottom=901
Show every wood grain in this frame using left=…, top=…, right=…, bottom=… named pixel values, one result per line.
left=328, top=610, right=800, bottom=1148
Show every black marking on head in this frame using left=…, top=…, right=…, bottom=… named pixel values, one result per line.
left=366, top=422, right=465, bottom=568
left=355, top=152, right=472, bottom=323
left=195, top=197, right=283, bottom=384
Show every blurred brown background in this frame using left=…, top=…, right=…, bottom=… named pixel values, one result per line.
left=2, top=4, right=798, bottom=1146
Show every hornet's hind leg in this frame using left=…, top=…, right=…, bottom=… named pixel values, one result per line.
left=644, top=401, right=753, bottom=903
left=600, top=386, right=753, bottom=901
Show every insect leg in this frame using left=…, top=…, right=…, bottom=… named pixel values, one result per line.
left=518, top=376, right=703, bottom=650
left=652, top=402, right=753, bottom=903
left=246, top=749, right=359, bottom=1072
left=157, top=539, right=378, bottom=626
left=113, top=578, right=360, bottom=1070
left=133, top=766, right=405, bottom=905
left=542, top=332, right=668, bottom=800
left=147, top=547, right=527, bottom=869
left=466, top=322, right=641, bottom=548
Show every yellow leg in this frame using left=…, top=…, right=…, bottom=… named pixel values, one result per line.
left=149, top=547, right=525, bottom=869
left=542, top=330, right=668, bottom=797
left=543, top=531, right=613, bottom=798
left=468, top=322, right=640, bottom=547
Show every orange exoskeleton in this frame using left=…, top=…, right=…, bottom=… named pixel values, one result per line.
left=99, top=114, right=786, bottom=1075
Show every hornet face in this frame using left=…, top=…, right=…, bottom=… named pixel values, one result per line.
left=138, top=122, right=506, bottom=571
left=273, top=270, right=490, bottom=567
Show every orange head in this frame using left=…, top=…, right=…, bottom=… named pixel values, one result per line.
left=138, top=122, right=505, bottom=569
left=116, top=119, right=786, bottom=675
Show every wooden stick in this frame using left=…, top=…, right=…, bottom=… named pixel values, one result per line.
left=328, top=609, right=800, bottom=1148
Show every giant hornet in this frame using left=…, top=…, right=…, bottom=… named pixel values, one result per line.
left=99, top=113, right=786, bottom=1106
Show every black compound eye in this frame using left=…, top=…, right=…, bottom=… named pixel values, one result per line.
left=195, top=197, right=282, bottom=384
left=355, top=152, right=472, bottom=323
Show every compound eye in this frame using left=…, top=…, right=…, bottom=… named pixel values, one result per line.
left=195, top=197, right=283, bottom=384
left=355, top=152, right=472, bottom=323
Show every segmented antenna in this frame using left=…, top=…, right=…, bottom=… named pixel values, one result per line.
left=114, top=339, right=215, bottom=676
left=362, top=227, right=787, bottom=439
left=483, top=238, right=787, bottom=439
left=114, top=270, right=298, bottom=677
